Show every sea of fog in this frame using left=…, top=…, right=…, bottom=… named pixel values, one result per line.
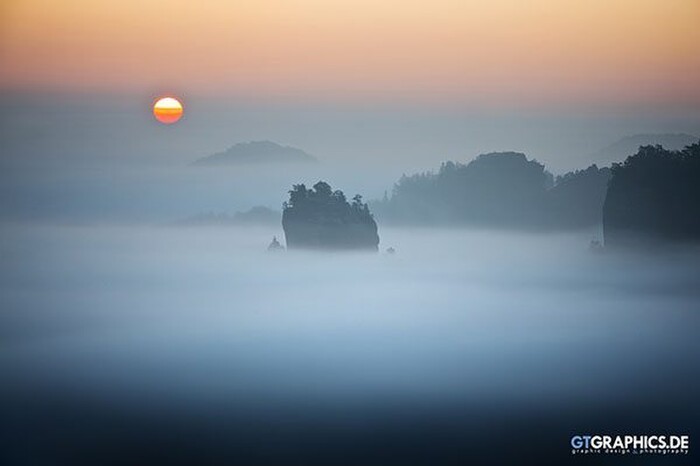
left=1, top=225, right=699, bottom=465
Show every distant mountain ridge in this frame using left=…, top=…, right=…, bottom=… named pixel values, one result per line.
left=192, top=141, right=317, bottom=166
left=594, top=133, right=698, bottom=165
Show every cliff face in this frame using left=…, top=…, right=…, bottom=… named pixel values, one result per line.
left=603, top=143, right=700, bottom=248
left=282, top=181, right=379, bottom=251
left=282, top=214, right=379, bottom=250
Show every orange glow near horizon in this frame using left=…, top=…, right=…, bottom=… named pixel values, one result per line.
left=0, top=0, right=699, bottom=108
left=153, top=97, right=183, bottom=124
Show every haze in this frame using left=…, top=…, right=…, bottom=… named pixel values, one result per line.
left=2, top=224, right=699, bottom=464
left=2, top=2, right=700, bottom=464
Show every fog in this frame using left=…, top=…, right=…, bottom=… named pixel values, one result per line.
left=2, top=93, right=699, bottom=224
left=2, top=92, right=699, bottom=463
left=2, top=224, right=699, bottom=463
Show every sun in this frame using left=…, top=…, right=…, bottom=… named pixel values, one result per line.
left=153, top=96, right=183, bottom=124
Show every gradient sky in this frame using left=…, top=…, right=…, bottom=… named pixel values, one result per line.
left=1, top=0, right=699, bottom=108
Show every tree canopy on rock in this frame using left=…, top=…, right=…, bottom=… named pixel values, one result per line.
left=283, top=181, right=379, bottom=250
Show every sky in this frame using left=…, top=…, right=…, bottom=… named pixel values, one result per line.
left=1, top=0, right=699, bottom=109
left=1, top=0, right=699, bottom=223
left=2, top=4, right=700, bottom=460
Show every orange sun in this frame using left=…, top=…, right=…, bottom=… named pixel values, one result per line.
left=153, top=96, right=183, bottom=124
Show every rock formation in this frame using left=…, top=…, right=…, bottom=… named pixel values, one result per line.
left=282, top=181, right=379, bottom=251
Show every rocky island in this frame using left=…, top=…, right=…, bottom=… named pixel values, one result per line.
left=282, top=181, right=379, bottom=251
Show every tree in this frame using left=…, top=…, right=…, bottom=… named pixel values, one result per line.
left=603, top=142, right=700, bottom=247
left=282, top=181, right=380, bottom=250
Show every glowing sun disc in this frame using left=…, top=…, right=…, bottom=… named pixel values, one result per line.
left=153, top=97, right=183, bottom=124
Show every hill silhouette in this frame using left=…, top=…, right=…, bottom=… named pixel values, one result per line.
left=282, top=181, right=379, bottom=250
left=593, top=133, right=698, bottom=166
left=371, top=152, right=610, bottom=229
left=192, top=141, right=317, bottom=166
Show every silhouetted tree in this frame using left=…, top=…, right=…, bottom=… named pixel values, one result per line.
left=282, top=181, right=379, bottom=250
left=604, top=142, right=700, bottom=247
